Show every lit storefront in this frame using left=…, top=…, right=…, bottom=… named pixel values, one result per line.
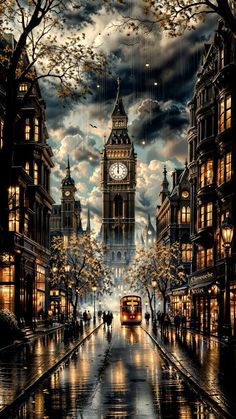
left=170, top=286, right=191, bottom=320
left=190, top=271, right=222, bottom=336
left=0, top=253, right=15, bottom=311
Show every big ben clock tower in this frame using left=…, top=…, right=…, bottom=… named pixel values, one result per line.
left=101, top=78, right=136, bottom=283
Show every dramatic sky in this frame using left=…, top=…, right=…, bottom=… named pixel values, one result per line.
left=42, top=2, right=217, bottom=235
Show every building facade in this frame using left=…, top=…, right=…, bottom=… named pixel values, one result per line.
left=0, top=34, right=54, bottom=325
left=101, top=79, right=136, bottom=284
left=188, top=21, right=236, bottom=337
left=156, top=166, right=192, bottom=318
left=49, top=161, right=91, bottom=319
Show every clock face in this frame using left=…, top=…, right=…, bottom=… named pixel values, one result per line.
left=181, top=190, right=189, bottom=198
left=65, top=190, right=71, bottom=197
left=109, top=162, right=128, bottom=180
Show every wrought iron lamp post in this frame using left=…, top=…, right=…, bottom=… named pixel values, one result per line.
left=221, top=216, right=234, bottom=341
left=92, top=285, right=97, bottom=323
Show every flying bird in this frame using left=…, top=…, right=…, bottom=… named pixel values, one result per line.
left=89, top=124, right=97, bottom=128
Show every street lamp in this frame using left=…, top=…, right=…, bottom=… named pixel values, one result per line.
left=65, top=264, right=70, bottom=320
left=145, top=301, right=148, bottom=313
left=92, top=285, right=97, bottom=323
left=152, top=279, right=157, bottom=326
left=221, top=216, right=234, bottom=340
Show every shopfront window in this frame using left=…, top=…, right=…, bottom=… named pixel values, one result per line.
left=0, top=253, right=15, bottom=311
left=36, top=265, right=45, bottom=316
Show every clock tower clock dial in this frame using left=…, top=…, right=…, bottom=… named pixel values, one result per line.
left=109, top=162, right=128, bottom=180
left=65, top=190, right=71, bottom=196
left=101, top=77, right=136, bottom=285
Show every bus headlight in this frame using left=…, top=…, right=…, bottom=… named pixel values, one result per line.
left=137, top=315, right=141, bottom=320
left=123, top=315, right=127, bottom=320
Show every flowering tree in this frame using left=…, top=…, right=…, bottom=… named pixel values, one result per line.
left=50, top=233, right=112, bottom=320
left=143, top=1, right=236, bottom=37
left=125, top=242, right=187, bottom=316
left=0, top=0, right=107, bottom=232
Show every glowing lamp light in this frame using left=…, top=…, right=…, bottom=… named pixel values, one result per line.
left=65, top=264, right=70, bottom=273
left=97, top=84, right=100, bottom=88
left=145, top=63, right=150, bottom=67
left=92, top=285, right=97, bottom=292
left=141, top=140, right=146, bottom=145
left=154, top=82, right=158, bottom=86
left=221, top=216, right=234, bottom=248
left=152, top=279, right=157, bottom=288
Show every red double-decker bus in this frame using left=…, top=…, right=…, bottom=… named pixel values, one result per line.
left=120, top=295, right=142, bottom=325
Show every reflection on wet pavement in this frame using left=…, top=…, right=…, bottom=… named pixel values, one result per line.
left=11, top=316, right=216, bottom=419
left=0, top=325, right=93, bottom=413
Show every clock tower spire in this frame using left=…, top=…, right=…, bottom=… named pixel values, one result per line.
left=101, top=78, right=136, bottom=285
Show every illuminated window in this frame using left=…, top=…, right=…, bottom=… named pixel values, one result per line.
left=199, top=203, right=213, bottom=228
left=36, top=265, right=45, bottom=314
left=19, top=83, right=28, bottom=92
left=217, top=152, right=232, bottom=185
left=197, top=247, right=205, bottom=269
left=219, top=47, right=224, bottom=69
left=0, top=119, right=3, bottom=149
left=25, top=161, right=30, bottom=175
left=25, top=118, right=31, bottom=140
left=218, top=95, right=231, bottom=133
left=196, top=247, right=213, bottom=269
left=200, top=160, right=213, bottom=188
left=181, top=243, right=192, bottom=262
left=34, top=117, right=39, bottom=141
left=24, top=212, right=29, bottom=236
left=206, top=203, right=213, bottom=226
left=181, top=206, right=190, bottom=223
left=0, top=285, right=15, bottom=311
left=226, top=153, right=231, bottom=181
left=34, top=162, right=38, bottom=185
left=0, top=253, right=14, bottom=283
left=8, top=186, right=20, bottom=232
left=206, top=248, right=213, bottom=267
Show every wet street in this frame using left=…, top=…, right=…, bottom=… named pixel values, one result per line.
left=11, top=316, right=215, bottom=419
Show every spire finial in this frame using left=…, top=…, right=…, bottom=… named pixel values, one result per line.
left=163, top=165, right=167, bottom=179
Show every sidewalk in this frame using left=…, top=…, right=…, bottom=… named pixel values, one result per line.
left=143, top=323, right=236, bottom=419
left=0, top=320, right=102, bottom=418
left=0, top=322, right=64, bottom=354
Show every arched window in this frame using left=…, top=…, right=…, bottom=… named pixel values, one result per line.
left=117, top=251, right=121, bottom=261
left=114, top=195, right=123, bottom=217
left=112, top=252, right=115, bottom=261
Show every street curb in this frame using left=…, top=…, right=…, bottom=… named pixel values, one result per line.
left=0, top=322, right=103, bottom=419
left=142, top=326, right=233, bottom=419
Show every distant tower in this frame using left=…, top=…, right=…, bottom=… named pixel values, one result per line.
left=159, top=166, right=170, bottom=204
left=144, top=213, right=156, bottom=246
left=101, top=77, right=137, bottom=283
left=61, top=158, right=80, bottom=237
